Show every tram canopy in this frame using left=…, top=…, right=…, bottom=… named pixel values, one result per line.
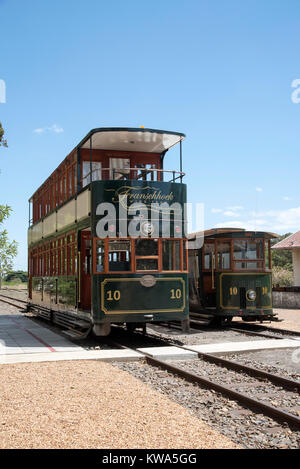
left=188, top=228, right=279, bottom=241
left=78, top=127, right=185, bottom=154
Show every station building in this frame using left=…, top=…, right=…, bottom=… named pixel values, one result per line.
left=272, top=230, right=300, bottom=286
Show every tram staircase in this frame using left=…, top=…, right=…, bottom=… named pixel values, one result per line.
left=28, top=304, right=92, bottom=339
left=54, top=311, right=92, bottom=340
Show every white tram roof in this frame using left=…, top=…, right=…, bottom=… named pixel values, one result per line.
left=77, top=127, right=185, bottom=154
left=188, top=228, right=279, bottom=242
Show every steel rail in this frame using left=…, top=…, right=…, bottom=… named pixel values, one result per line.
left=108, top=329, right=300, bottom=429
left=160, top=317, right=286, bottom=340
left=188, top=317, right=298, bottom=340
left=0, top=294, right=28, bottom=304
left=109, top=338, right=300, bottom=429
left=180, top=347, right=300, bottom=392
left=189, top=312, right=300, bottom=338
left=0, top=296, right=27, bottom=309
left=228, top=326, right=284, bottom=340
left=143, top=354, right=300, bottom=429
left=230, top=322, right=300, bottom=338
left=144, top=327, right=300, bottom=392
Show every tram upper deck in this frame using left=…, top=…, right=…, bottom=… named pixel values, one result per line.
left=28, top=127, right=186, bottom=226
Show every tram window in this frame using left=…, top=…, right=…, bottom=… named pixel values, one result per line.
left=84, top=239, right=91, bottom=275
left=82, top=162, right=102, bottom=187
left=74, top=245, right=78, bottom=274
left=204, top=243, right=215, bottom=270
left=110, top=158, right=130, bottom=180
left=136, top=258, right=158, bottom=271
left=108, top=239, right=131, bottom=271
left=96, top=240, right=105, bottom=272
left=135, top=238, right=159, bottom=271
left=162, top=239, right=181, bottom=271
left=135, top=238, right=158, bottom=256
left=233, top=240, right=264, bottom=260
left=217, top=242, right=231, bottom=270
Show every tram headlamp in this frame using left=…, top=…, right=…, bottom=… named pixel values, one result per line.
left=247, top=289, right=256, bottom=301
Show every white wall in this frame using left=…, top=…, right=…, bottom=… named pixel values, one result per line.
left=292, top=248, right=300, bottom=286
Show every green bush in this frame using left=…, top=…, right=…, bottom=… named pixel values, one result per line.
left=272, top=266, right=294, bottom=287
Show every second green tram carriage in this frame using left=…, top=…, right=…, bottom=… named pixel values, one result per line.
left=188, top=228, right=279, bottom=324
left=27, top=127, right=189, bottom=336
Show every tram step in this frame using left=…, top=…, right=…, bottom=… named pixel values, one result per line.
left=31, top=307, right=52, bottom=321
left=73, top=320, right=91, bottom=328
left=62, top=328, right=91, bottom=340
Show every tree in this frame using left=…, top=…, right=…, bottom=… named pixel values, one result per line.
left=0, top=122, right=7, bottom=147
left=0, top=206, right=18, bottom=289
left=4, top=270, right=28, bottom=283
left=271, top=233, right=293, bottom=271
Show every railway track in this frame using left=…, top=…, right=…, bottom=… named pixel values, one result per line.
left=187, top=316, right=300, bottom=340
left=229, top=321, right=300, bottom=338
left=1, top=294, right=300, bottom=430
left=159, top=318, right=298, bottom=342
left=0, top=293, right=28, bottom=310
left=109, top=328, right=300, bottom=430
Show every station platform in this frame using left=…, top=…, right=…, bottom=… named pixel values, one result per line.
left=0, top=314, right=140, bottom=364
left=137, top=346, right=197, bottom=360
left=137, top=339, right=300, bottom=360
left=187, top=338, right=300, bottom=355
left=1, top=314, right=299, bottom=365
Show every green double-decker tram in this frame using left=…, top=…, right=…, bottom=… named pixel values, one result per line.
left=28, top=127, right=189, bottom=336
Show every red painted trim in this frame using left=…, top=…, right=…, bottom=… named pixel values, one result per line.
left=9, top=317, right=56, bottom=352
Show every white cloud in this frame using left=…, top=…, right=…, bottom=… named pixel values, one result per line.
left=283, top=196, right=293, bottom=201
left=33, top=124, right=64, bottom=134
left=211, top=208, right=223, bottom=213
left=255, top=187, right=263, bottom=192
left=213, top=206, right=300, bottom=234
left=223, top=210, right=240, bottom=217
left=226, top=205, right=244, bottom=211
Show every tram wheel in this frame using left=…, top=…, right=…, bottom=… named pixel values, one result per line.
left=126, top=323, right=147, bottom=334
left=223, top=316, right=233, bottom=325
left=209, top=316, right=232, bottom=327
left=208, top=316, right=223, bottom=327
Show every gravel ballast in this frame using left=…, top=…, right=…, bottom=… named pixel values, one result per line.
left=0, top=360, right=238, bottom=449
left=114, top=360, right=300, bottom=449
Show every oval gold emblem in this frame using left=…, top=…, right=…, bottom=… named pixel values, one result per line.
left=140, top=221, right=154, bottom=236
left=140, top=275, right=156, bottom=287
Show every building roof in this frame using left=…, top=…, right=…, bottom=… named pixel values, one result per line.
left=272, top=230, right=300, bottom=250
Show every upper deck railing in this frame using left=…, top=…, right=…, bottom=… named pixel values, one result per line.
left=80, top=167, right=185, bottom=188
left=29, top=167, right=186, bottom=227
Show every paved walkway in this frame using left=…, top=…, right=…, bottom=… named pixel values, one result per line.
left=187, top=338, right=300, bottom=354
left=0, top=314, right=81, bottom=354
left=137, top=338, right=300, bottom=359
left=1, top=314, right=299, bottom=365
left=0, top=314, right=140, bottom=364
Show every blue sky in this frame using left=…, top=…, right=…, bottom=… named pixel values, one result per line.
left=1, top=0, right=300, bottom=270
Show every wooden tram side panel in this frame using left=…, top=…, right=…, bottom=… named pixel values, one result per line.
left=31, top=149, right=162, bottom=227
